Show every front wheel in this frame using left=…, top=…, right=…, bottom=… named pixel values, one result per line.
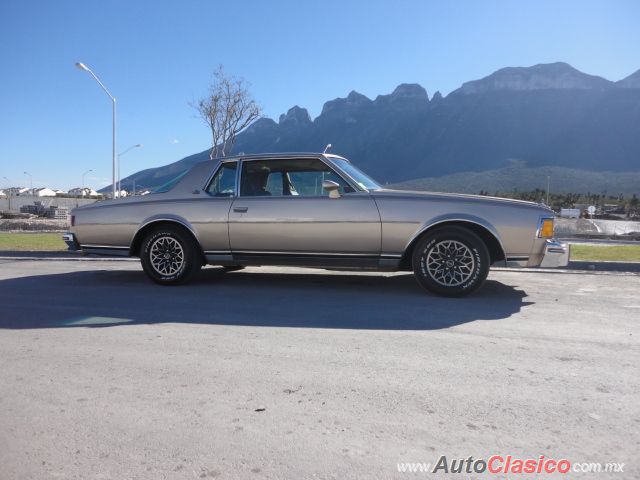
left=412, top=226, right=490, bottom=296
left=140, top=226, right=202, bottom=285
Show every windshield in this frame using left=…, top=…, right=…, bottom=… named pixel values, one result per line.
left=329, top=157, right=381, bottom=191
left=151, top=170, right=189, bottom=194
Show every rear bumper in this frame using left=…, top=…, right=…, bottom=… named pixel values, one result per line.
left=62, top=232, right=80, bottom=251
left=539, top=239, right=570, bottom=268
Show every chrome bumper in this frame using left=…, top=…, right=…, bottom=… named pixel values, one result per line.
left=62, top=232, right=80, bottom=251
left=540, top=239, right=570, bottom=268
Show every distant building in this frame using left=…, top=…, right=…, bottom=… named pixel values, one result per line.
left=32, top=187, right=57, bottom=197
left=6, top=187, right=29, bottom=196
left=68, top=187, right=98, bottom=197
left=560, top=208, right=580, bottom=218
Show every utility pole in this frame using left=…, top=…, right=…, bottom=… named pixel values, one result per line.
left=24, top=171, right=33, bottom=194
left=2, top=176, right=11, bottom=211
left=546, top=175, right=550, bottom=206
left=82, top=169, right=93, bottom=199
left=118, top=144, right=142, bottom=197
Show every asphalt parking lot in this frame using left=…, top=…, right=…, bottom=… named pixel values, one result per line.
left=0, top=258, right=638, bottom=479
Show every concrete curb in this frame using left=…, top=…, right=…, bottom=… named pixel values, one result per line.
left=494, top=260, right=640, bottom=275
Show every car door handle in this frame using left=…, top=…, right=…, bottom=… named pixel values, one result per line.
left=233, top=206, right=248, bottom=213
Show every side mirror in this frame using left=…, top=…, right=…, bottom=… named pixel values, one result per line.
left=322, top=180, right=341, bottom=199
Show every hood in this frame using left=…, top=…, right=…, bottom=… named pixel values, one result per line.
left=373, top=188, right=552, bottom=212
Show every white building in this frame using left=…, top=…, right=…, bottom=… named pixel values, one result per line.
left=32, top=187, right=57, bottom=197
left=5, top=187, right=29, bottom=196
left=68, top=187, right=99, bottom=197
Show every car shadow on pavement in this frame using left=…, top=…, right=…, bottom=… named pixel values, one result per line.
left=0, top=267, right=533, bottom=330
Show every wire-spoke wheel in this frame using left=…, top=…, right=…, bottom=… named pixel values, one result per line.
left=140, top=225, right=202, bottom=285
left=425, top=240, right=475, bottom=287
left=412, top=226, right=490, bottom=296
left=149, top=236, right=185, bottom=276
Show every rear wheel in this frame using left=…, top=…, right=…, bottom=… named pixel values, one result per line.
left=412, top=226, right=489, bottom=296
left=140, top=226, right=202, bottom=285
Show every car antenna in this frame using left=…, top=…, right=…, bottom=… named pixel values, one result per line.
left=323, top=143, right=332, bottom=153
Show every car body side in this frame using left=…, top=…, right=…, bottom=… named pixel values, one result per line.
left=68, top=154, right=556, bottom=270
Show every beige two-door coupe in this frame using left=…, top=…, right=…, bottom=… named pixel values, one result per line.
left=63, top=153, right=569, bottom=296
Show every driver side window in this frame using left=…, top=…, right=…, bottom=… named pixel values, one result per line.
left=206, top=162, right=237, bottom=197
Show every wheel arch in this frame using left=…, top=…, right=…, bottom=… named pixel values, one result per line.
left=130, top=217, right=203, bottom=258
left=399, top=218, right=506, bottom=269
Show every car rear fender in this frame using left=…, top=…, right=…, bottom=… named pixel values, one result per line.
left=130, top=215, right=202, bottom=257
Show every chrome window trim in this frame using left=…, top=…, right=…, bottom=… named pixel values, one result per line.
left=229, top=192, right=370, bottom=201
left=322, top=154, right=373, bottom=193
left=237, top=155, right=361, bottom=198
left=202, top=159, right=239, bottom=197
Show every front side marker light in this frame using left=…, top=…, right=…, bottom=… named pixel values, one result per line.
left=539, top=218, right=554, bottom=238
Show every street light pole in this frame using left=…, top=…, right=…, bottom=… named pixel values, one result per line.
left=82, top=169, right=93, bottom=198
left=2, top=176, right=11, bottom=211
left=546, top=175, right=550, bottom=206
left=24, top=171, right=33, bottom=194
left=118, top=144, right=142, bottom=197
left=75, top=62, right=117, bottom=199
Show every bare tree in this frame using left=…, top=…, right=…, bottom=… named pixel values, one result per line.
left=192, top=66, right=262, bottom=159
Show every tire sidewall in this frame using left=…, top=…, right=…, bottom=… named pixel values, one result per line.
left=413, top=227, right=489, bottom=296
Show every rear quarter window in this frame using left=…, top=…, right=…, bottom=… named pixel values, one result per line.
left=152, top=170, right=189, bottom=194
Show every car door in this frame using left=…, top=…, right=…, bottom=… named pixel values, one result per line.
left=195, top=160, right=238, bottom=256
left=228, top=157, right=381, bottom=265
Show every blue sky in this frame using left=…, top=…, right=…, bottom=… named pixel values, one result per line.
left=0, top=0, right=639, bottom=190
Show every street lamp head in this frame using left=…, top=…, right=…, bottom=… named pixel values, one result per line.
left=135, top=144, right=143, bottom=148
left=75, top=62, right=90, bottom=72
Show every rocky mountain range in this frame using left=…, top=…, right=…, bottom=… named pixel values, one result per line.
left=114, top=62, right=640, bottom=194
